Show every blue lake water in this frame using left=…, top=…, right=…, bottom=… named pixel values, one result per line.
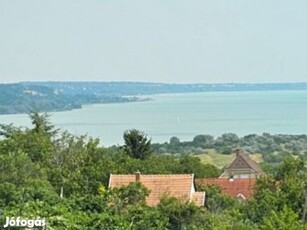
left=1, top=90, right=307, bottom=146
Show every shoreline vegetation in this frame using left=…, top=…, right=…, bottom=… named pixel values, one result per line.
left=1, top=81, right=307, bottom=115
left=151, top=132, right=307, bottom=169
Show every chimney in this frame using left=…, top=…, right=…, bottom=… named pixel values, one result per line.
left=135, top=171, right=141, bottom=182
left=235, top=148, right=242, bottom=156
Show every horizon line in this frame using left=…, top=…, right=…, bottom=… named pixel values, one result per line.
left=2, top=80, right=307, bottom=85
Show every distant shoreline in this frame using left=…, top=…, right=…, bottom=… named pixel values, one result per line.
left=1, top=81, right=307, bottom=115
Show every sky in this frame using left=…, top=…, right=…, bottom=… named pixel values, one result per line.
left=1, top=0, right=307, bottom=84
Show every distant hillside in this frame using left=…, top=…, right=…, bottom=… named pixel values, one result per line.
left=25, top=81, right=307, bottom=95
left=0, top=83, right=143, bottom=114
left=1, top=81, right=307, bottom=114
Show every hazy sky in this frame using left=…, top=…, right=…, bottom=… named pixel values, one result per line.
left=1, top=0, right=307, bottom=83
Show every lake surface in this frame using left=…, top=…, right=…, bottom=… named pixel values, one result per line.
left=1, top=90, right=307, bottom=146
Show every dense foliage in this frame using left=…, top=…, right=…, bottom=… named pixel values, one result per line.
left=153, top=133, right=307, bottom=164
left=0, top=113, right=306, bottom=229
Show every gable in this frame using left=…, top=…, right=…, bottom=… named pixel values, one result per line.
left=226, top=149, right=263, bottom=174
left=228, top=155, right=251, bottom=170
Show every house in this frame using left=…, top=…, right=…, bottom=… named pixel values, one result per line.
left=195, top=149, right=262, bottom=200
left=108, top=172, right=205, bottom=206
left=195, top=177, right=256, bottom=200
left=219, top=148, right=263, bottom=179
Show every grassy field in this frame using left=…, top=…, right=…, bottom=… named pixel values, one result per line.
left=196, top=149, right=263, bottom=169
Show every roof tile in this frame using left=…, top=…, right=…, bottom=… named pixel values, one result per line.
left=109, top=174, right=205, bottom=206
left=196, top=178, right=256, bottom=199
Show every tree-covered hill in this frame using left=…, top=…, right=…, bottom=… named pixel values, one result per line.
left=2, top=81, right=307, bottom=114
left=0, top=83, right=144, bottom=114
left=28, top=81, right=307, bottom=96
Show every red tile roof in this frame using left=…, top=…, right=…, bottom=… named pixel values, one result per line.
left=196, top=178, right=256, bottom=199
left=109, top=173, right=205, bottom=206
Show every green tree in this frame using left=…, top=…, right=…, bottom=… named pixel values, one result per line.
left=192, top=135, right=214, bottom=148
left=123, top=129, right=152, bottom=159
left=201, top=184, right=237, bottom=213
left=179, top=155, right=220, bottom=178
left=124, top=205, right=169, bottom=229
left=243, top=157, right=307, bottom=224
left=0, top=183, right=21, bottom=206
left=261, top=205, right=301, bottom=230
left=29, top=111, right=58, bottom=137
left=158, top=196, right=206, bottom=230
left=48, top=132, right=100, bottom=197
left=114, top=182, right=150, bottom=206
